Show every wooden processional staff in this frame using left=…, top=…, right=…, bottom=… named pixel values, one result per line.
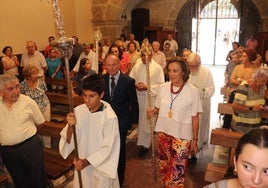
left=140, top=39, right=157, bottom=180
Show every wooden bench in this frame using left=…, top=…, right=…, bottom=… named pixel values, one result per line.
left=46, top=92, right=83, bottom=107
left=204, top=128, right=243, bottom=183
left=46, top=92, right=84, bottom=122
left=218, top=102, right=268, bottom=118
left=45, top=77, right=79, bottom=93
left=38, top=121, right=74, bottom=188
left=45, top=78, right=68, bottom=88
left=220, top=86, right=236, bottom=101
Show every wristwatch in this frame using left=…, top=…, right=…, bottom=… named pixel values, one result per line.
left=249, top=106, right=253, bottom=111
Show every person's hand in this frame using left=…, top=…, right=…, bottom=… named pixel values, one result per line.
left=191, top=140, right=198, bottom=155
left=252, top=104, right=264, bottom=111
left=72, top=92, right=79, bottom=98
left=257, top=104, right=264, bottom=111
left=66, top=113, right=76, bottom=126
left=73, top=158, right=90, bottom=171
left=147, top=107, right=155, bottom=118
left=51, top=72, right=56, bottom=79
left=135, top=82, right=147, bottom=91
left=131, top=124, right=138, bottom=130
left=70, top=71, right=75, bottom=79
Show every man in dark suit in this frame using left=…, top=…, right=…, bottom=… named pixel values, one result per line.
left=103, top=54, right=139, bottom=187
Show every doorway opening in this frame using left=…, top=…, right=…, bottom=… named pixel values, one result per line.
left=177, top=0, right=260, bottom=65
left=191, top=0, right=240, bottom=65
left=192, top=0, right=240, bottom=65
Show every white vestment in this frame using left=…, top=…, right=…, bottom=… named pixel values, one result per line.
left=59, top=101, right=120, bottom=188
left=188, top=66, right=215, bottom=148
left=129, top=59, right=165, bottom=148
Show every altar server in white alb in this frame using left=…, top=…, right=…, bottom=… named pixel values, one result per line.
left=186, top=53, right=215, bottom=151
left=129, top=42, right=165, bottom=157
left=59, top=74, right=120, bottom=188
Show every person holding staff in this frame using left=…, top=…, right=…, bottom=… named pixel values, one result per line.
left=148, top=59, right=202, bottom=187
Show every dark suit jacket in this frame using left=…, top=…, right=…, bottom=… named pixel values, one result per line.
left=103, top=73, right=139, bottom=132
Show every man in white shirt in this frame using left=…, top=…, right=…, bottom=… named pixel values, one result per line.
left=20, top=41, right=47, bottom=78
left=125, top=33, right=140, bottom=51
left=152, top=41, right=167, bottom=70
left=163, top=33, right=178, bottom=54
left=0, top=74, right=46, bottom=188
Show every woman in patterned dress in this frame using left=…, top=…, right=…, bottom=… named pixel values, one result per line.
left=148, top=59, right=202, bottom=187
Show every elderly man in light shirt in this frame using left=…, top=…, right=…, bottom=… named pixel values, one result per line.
left=152, top=41, right=167, bottom=70
left=163, top=33, right=178, bottom=54
left=20, top=41, right=47, bottom=78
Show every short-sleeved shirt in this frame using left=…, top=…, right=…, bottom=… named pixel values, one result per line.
left=154, top=82, right=202, bottom=140
left=46, top=57, right=64, bottom=79
left=231, top=81, right=266, bottom=133
left=20, top=79, right=50, bottom=110
left=20, top=51, right=47, bottom=77
left=0, top=94, right=44, bottom=145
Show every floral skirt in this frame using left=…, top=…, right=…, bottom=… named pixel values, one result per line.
left=158, top=132, right=191, bottom=188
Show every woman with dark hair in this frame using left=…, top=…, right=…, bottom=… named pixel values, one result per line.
left=103, top=43, right=130, bottom=74
left=204, top=128, right=268, bottom=188
left=108, top=44, right=123, bottom=60
left=73, top=57, right=96, bottom=95
left=1, top=46, right=19, bottom=77
left=148, top=60, right=202, bottom=187
left=230, top=48, right=257, bottom=86
left=127, top=41, right=140, bottom=72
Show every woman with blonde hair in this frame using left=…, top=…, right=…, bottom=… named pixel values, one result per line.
left=20, top=65, right=51, bottom=147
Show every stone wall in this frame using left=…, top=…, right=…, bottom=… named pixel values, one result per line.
left=91, top=0, right=268, bottom=40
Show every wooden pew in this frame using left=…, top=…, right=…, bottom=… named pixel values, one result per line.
left=220, top=86, right=236, bottom=101
left=220, top=87, right=268, bottom=101
left=46, top=92, right=83, bottom=107
left=38, top=121, right=74, bottom=188
left=46, top=92, right=84, bottom=122
left=45, top=77, right=68, bottom=88
left=204, top=128, right=243, bottom=183
left=45, top=77, right=78, bottom=93
left=217, top=102, right=268, bottom=118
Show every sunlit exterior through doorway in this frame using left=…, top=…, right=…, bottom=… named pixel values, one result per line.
left=192, top=0, right=240, bottom=66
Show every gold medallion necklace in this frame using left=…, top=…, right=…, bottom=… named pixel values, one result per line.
left=169, top=82, right=184, bottom=118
